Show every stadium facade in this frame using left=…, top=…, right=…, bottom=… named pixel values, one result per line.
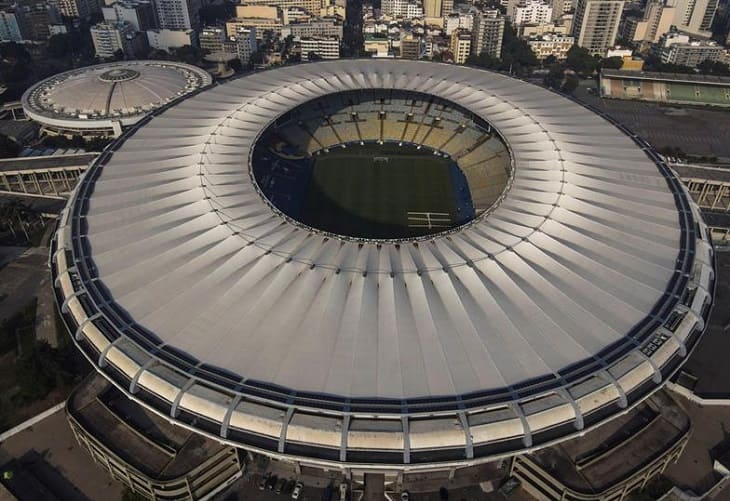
left=22, top=61, right=212, bottom=138
left=52, top=60, right=714, bottom=476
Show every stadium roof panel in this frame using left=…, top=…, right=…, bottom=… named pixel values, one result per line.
left=52, top=60, right=714, bottom=468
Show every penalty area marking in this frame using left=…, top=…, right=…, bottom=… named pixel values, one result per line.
left=408, top=211, right=451, bottom=229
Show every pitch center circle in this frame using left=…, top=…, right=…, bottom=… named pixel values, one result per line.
left=250, top=89, right=513, bottom=241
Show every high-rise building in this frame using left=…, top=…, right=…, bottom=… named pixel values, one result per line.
left=91, top=20, right=143, bottom=57
left=667, top=0, right=717, bottom=34
left=230, top=26, right=257, bottom=63
left=0, top=6, right=24, bottom=41
left=199, top=25, right=225, bottom=52
left=423, top=0, right=441, bottom=17
left=444, top=12, right=473, bottom=35
left=623, top=0, right=675, bottom=45
left=450, top=28, right=471, bottom=62
left=572, top=0, right=625, bottom=55
left=512, top=0, right=552, bottom=25
left=471, top=9, right=504, bottom=58
left=400, top=35, right=422, bottom=58
left=381, top=0, right=423, bottom=18
left=102, top=0, right=156, bottom=31
left=549, top=0, right=571, bottom=21
left=442, top=0, right=453, bottom=15
left=53, top=0, right=99, bottom=18
left=155, top=0, right=200, bottom=31
left=15, top=0, right=58, bottom=40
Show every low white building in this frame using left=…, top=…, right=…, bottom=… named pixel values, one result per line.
left=281, top=19, right=343, bottom=39
left=444, top=12, right=473, bottom=35
left=527, top=32, right=573, bottom=59
left=146, top=28, right=196, bottom=51
left=300, top=36, right=340, bottom=60
left=605, top=46, right=632, bottom=58
left=381, top=0, right=423, bottom=19
left=658, top=31, right=723, bottom=66
left=512, top=0, right=552, bottom=26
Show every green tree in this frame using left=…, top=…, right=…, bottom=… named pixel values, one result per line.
left=498, top=21, right=538, bottom=75
left=46, top=33, right=82, bottom=60
left=600, top=56, right=624, bottom=70
left=0, top=134, right=19, bottom=159
left=0, top=42, right=31, bottom=65
left=172, top=44, right=206, bottom=65
left=642, top=54, right=695, bottom=73
left=466, top=21, right=538, bottom=75
left=562, top=73, right=580, bottom=93
left=697, top=59, right=730, bottom=75
left=565, top=45, right=598, bottom=75
left=543, top=54, right=558, bottom=66
left=543, top=64, right=565, bottom=89
left=148, top=48, right=170, bottom=60
left=84, top=136, right=113, bottom=151
left=249, top=50, right=266, bottom=66
left=229, top=57, right=243, bottom=72
left=466, top=52, right=501, bottom=69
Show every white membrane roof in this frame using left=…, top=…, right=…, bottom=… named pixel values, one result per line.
left=22, top=60, right=212, bottom=125
left=81, top=60, right=682, bottom=400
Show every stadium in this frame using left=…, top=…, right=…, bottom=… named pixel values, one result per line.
left=21, top=60, right=212, bottom=138
left=52, top=60, right=714, bottom=475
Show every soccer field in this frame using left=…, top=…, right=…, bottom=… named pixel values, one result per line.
left=300, top=143, right=460, bottom=239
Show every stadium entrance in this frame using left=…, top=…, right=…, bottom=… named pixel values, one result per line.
left=250, top=89, right=512, bottom=240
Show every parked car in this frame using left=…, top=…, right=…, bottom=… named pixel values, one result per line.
left=283, top=479, right=296, bottom=494
left=292, top=481, right=304, bottom=499
left=276, top=477, right=287, bottom=494
left=322, top=483, right=334, bottom=501
left=401, top=491, right=409, bottom=501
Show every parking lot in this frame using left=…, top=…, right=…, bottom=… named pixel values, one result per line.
left=572, top=80, right=730, bottom=159
left=222, top=473, right=327, bottom=501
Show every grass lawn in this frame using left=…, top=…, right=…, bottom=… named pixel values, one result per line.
left=301, top=143, right=458, bottom=239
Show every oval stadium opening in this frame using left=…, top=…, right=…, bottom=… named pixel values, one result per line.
left=251, top=89, right=513, bottom=240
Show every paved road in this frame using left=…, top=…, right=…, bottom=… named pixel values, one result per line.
left=0, top=249, right=48, bottom=323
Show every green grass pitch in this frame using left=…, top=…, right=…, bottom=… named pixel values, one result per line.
left=300, top=143, right=458, bottom=239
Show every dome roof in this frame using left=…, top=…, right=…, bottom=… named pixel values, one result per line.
left=22, top=61, right=212, bottom=128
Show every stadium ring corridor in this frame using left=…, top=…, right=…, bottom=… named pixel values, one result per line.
left=52, top=60, right=715, bottom=471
